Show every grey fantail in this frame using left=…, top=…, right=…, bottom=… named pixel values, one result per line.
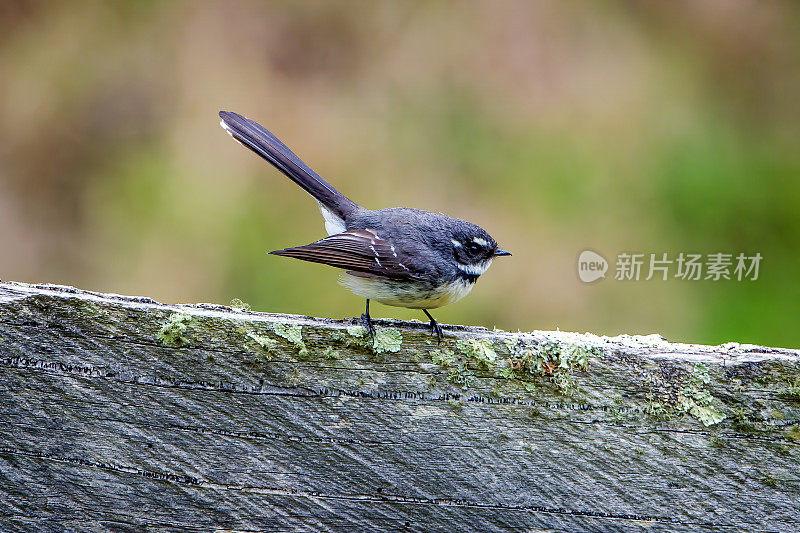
left=219, top=110, right=510, bottom=342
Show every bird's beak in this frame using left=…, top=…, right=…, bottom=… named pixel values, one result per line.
left=494, top=248, right=512, bottom=257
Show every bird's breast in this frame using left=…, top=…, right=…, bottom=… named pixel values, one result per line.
left=339, top=274, right=475, bottom=309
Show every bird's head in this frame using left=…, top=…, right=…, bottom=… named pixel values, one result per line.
left=449, top=223, right=511, bottom=279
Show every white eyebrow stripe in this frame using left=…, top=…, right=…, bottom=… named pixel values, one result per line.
left=472, top=237, right=489, bottom=247
left=451, top=239, right=462, bottom=247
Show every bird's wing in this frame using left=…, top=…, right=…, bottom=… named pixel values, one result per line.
left=270, top=229, right=422, bottom=281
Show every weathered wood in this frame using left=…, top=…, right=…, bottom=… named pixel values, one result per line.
left=0, top=280, right=798, bottom=532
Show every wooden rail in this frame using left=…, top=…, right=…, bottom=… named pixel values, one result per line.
left=1, top=281, right=799, bottom=531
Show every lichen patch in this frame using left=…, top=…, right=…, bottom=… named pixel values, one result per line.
left=272, top=323, right=308, bottom=357
left=157, top=313, right=194, bottom=347
left=372, top=328, right=402, bottom=354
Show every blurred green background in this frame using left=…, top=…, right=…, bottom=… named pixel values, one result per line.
left=1, top=1, right=798, bottom=347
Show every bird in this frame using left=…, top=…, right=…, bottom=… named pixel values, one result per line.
left=219, top=110, right=510, bottom=342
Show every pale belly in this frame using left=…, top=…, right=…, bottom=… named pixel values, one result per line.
left=339, top=274, right=475, bottom=309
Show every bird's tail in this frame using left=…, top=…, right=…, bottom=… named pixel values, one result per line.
left=219, top=111, right=359, bottom=221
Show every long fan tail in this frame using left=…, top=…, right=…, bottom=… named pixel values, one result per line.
left=219, top=111, right=359, bottom=220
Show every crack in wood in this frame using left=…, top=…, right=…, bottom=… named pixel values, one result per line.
left=1, top=446, right=676, bottom=525
left=2, top=356, right=798, bottom=440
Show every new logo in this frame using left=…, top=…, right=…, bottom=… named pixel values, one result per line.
left=578, top=250, right=608, bottom=283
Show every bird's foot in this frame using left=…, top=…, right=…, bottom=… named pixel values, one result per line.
left=423, top=310, right=443, bottom=344
left=430, top=319, right=443, bottom=344
left=360, top=299, right=376, bottom=342
left=361, top=314, right=375, bottom=343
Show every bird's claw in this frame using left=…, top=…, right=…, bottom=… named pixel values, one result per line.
left=429, top=318, right=443, bottom=344
left=361, top=312, right=375, bottom=342
left=422, top=309, right=443, bottom=344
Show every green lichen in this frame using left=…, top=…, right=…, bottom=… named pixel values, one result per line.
left=456, top=338, right=497, bottom=368
left=497, top=366, right=515, bottom=379
left=157, top=313, right=193, bottom=347
left=339, top=325, right=402, bottom=354
left=272, top=323, right=308, bottom=357
left=506, top=340, right=592, bottom=376
left=644, top=396, right=672, bottom=421
left=643, top=362, right=730, bottom=427
left=447, top=367, right=476, bottom=389
left=431, top=349, right=457, bottom=367
left=553, top=373, right=579, bottom=395
left=676, top=363, right=726, bottom=427
left=372, top=328, right=403, bottom=354
left=322, top=346, right=341, bottom=360
left=247, top=332, right=273, bottom=348
left=430, top=336, right=597, bottom=393
left=245, top=331, right=276, bottom=358
left=778, top=378, right=800, bottom=401
left=731, top=407, right=760, bottom=433
left=347, top=325, right=367, bottom=338
left=329, top=327, right=367, bottom=348
left=431, top=348, right=476, bottom=389
left=558, top=343, right=593, bottom=370
left=230, top=298, right=252, bottom=311
left=503, top=339, right=594, bottom=394
left=345, top=325, right=373, bottom=348
left=235, top=323, right=277, bottom=360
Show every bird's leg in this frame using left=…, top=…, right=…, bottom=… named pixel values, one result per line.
left=361, top=299, right=375, bottom=341
left=422, top=309, right=443, bottom=344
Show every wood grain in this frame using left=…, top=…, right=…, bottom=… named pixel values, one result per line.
left=1, top=281, right=799, bottom=532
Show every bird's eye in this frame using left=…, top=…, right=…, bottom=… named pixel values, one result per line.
left=466, top=242, right=481, bottom=253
